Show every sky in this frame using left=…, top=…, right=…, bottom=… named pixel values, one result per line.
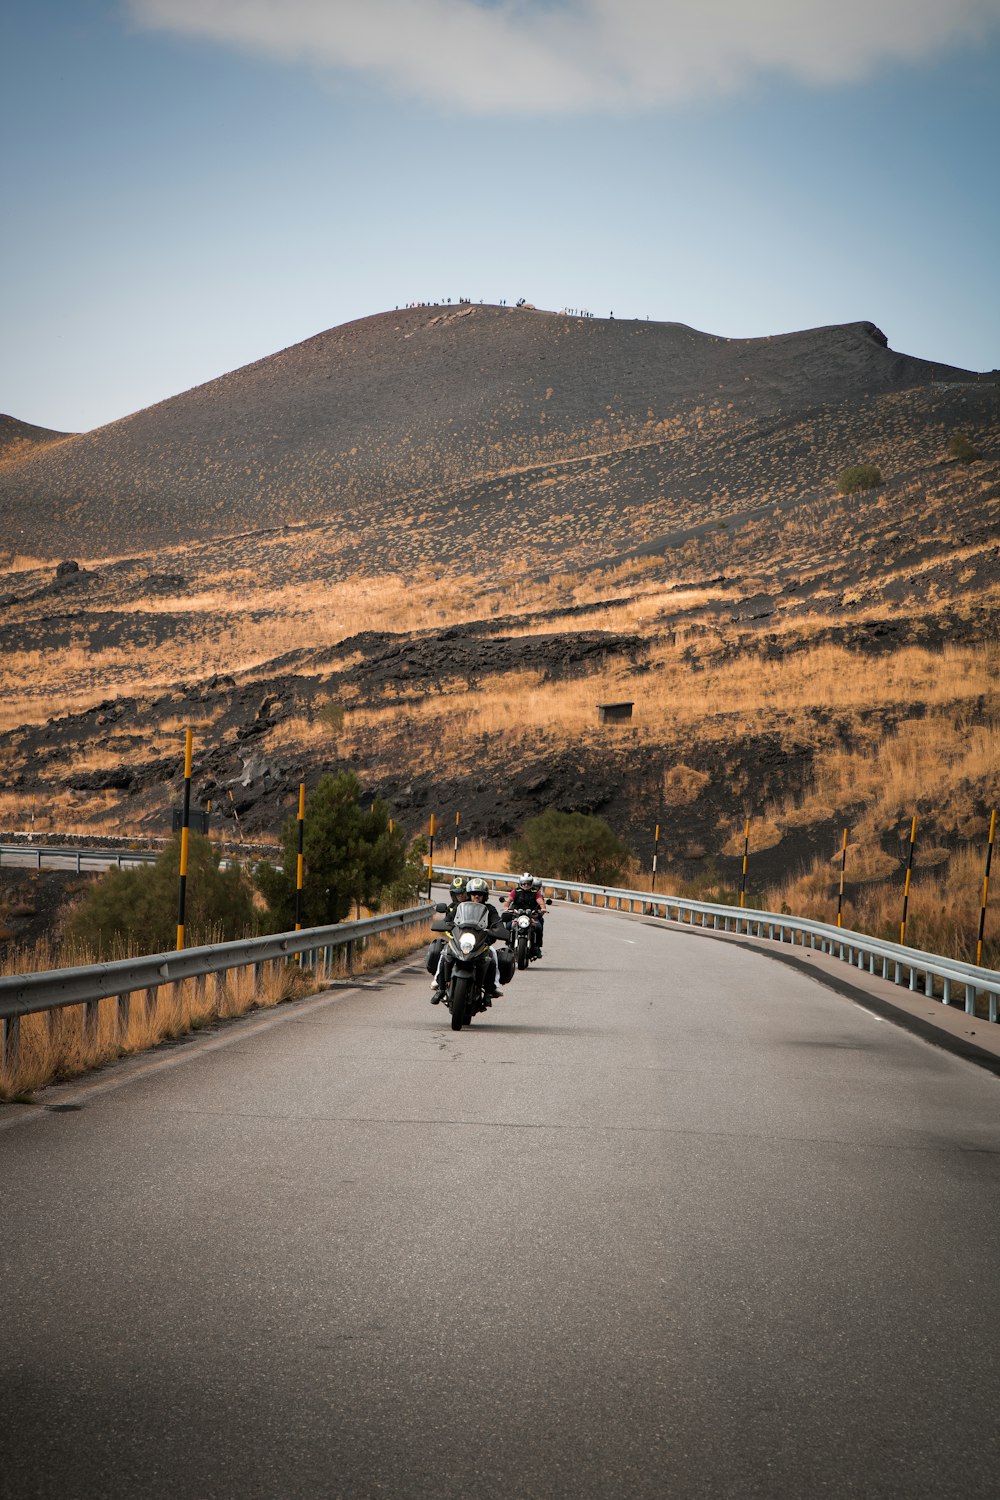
left=1, top=0, right=998, bottom=434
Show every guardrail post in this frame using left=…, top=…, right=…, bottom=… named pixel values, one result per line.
left=909, top=966, right=917, bottom=991
left=253, top=961, right=264, bottom=990
left=36, top=849, right=41, bottom=870
left=146, top=985, right=158, bottom=1018
left=942, top=978, right=951, bottom=1006
left=966, top=984, right=977, bottom=1017
left=84, top=1000, right=99, bottom=1045
left=117, top=992, right=131, bottom=1039
left=990, top=992, right=998, bottom=1024
left=214, top=970, right=229, bottom=1013
left=2, top=1015, right=20, bottom=1074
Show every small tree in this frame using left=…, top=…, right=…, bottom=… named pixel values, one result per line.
left=947, top=431, right=981, bottom=462
left=837, top=464, right=882, bottom=495
left=256, top=772, right=407, bottom=928
left=380, top=836, right=433, bottom=910
left=513, top=808, right=630, bottom=885
left=65, top=833, right=258, bottom=957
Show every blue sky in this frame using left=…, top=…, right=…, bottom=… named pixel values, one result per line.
left=2, top=1, right=998, bottom=433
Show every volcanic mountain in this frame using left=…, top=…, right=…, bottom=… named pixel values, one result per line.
left=0, top=304, right=993, bottom=564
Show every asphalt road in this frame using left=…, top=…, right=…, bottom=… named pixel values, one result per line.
left=2, top=900, right=999, bottom=1499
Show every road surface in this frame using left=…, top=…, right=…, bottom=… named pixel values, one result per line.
left=2, top=899, right=999, bottom=1498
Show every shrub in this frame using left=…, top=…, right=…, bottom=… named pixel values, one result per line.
left=255, top=771, right=407, bottom=928
left=837, top=464, right=883, bottom=495
left=512, top=808, right=630, bottom=885
left=947, top=431, right=981, bottom=462
left=317, top=701, right=346, bottom=731
left=380, top=837, right=433, bottom=910
left=65, top=833, right=258, bottom=957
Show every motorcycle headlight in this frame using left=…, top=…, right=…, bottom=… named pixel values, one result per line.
left=518, top=916, right=530, bottom=927
left=458, top=932, right=477, bottom=954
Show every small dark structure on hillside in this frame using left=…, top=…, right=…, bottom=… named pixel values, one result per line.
left=597, top=701, right=633, bottom=725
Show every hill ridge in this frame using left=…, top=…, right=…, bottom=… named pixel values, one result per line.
left=1, top=306, right=991, bottom=558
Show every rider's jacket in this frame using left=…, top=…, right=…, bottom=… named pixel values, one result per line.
left=479, top=900, right=507, bottom=935
left=507, top=887, right=544, bottom=914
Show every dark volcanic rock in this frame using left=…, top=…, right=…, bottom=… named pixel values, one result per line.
left=1, top=308, right=988, bottom=557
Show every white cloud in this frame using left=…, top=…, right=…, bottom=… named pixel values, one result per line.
left=128, top=0, right=1000, bottom=112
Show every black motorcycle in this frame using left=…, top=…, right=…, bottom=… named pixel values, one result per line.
left=505, top=910, right=540, bottom=969
left=431, top=900, right=510, bottom=1031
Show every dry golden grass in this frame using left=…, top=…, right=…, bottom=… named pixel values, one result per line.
left=0, top=920, right=431, bottom=1100
left=762, top=842, right=999, bottom=990
left=336, top=641, right=998, bottom=759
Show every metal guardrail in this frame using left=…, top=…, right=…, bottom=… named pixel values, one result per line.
left=0, top=904, right=432, bottom=1069
left=0, top=843, right=159, bottom=871
left=443, top=866, right=1000, bottom=1023
left=0, top=842, right=268, bottom=874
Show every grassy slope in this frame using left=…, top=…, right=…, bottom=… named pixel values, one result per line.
left=0, top=308, right=998, bottom=963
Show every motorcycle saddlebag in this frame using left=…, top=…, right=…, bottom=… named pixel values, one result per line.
left=426, top=937, right=445, bottom=975
left=496, top=945, right=515, bottom=985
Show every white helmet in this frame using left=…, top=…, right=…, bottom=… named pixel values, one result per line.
left=519, top=872, right=533, bottom=888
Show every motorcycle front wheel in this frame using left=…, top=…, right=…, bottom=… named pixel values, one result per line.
left=515, top=934, right=529, bottom=970
left=449, top=974, right=471, bottom=1030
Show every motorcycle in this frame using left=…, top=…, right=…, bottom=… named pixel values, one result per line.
left=431, top=900, right=511, bottom=1031
left=506, top=910, right=540, bottom=969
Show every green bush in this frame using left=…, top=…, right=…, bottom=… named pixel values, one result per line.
left=317, top=701, right=345, bottom=731
left=65, top=833, right=258, bottom=957
left=512, top=808, right=630, bottom=885
left=380, top=837, right=433, bottom=910
left=947, top=431, right=981, bottom=462
left=837, top=464, right=883, bottom=495
left=255, top=771, right=407, bottom=928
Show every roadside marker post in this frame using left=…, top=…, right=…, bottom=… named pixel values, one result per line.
left=427, top=814, right=436, bottom=898
left=900, top=814, right=918, bottom=945
left=651, top=822, right=660, bottom=893
left=295, top=783, right=305, bottom=932
left=976, top=809, right=996, bottom=967
left=175, top=729, right=193, bottom=951
left=740, top=818, right=750, bottom=909
left=453, top=811, right=461, bottom=867
left=836, top=827, right=848, bottom=928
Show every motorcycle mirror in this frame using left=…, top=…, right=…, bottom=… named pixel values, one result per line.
left=434, top=902, right=449, bottom=912
left=546, top=898, right=552, bottom=905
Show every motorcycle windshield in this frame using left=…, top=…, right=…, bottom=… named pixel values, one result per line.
left=453, top=902, right=491, bottom=929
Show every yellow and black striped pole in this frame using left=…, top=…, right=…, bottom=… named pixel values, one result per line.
left=900, top=814, right=918, bottom=945
left=295, top=783, right=305, bottom=932
left=453, top=811, right=461, bottom=867
left=427, top=813, right=436, bottom=898
left=175, top=729, right=193, bottom=950
left=976, top=809, right=996, bottom=967
left=651, top=822, right=661, bottom=893
left=739, top=817, right=750, bottom=909
left=836, top=827, right=848, bottom=928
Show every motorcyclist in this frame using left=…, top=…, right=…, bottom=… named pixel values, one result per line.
left=431, top=877, right=506, bottom=1004
left=504, top=871, right=546, bottom=957
left=443, top=874, right=467, bottom=916
left=426, top=875, right=468, bottom=980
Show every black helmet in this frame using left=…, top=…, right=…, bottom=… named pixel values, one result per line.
left=450, top=875, right=467, bottom=893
